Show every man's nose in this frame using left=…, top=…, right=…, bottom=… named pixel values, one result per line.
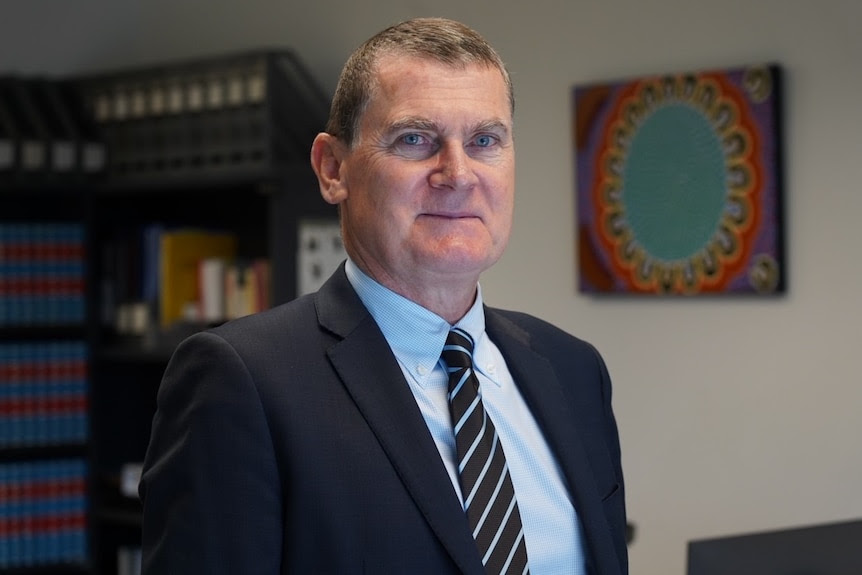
left=429, top=143, right=479, bottom=190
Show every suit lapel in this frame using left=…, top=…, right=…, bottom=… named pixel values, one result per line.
left=315, top=269, right=485, bottom=575
left=485, top=309, right=622, bottom=575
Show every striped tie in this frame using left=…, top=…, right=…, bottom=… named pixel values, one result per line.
left=442, top=328, right=530, bottom=575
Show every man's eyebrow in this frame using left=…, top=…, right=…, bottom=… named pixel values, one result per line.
left=472, top=119, right=511, bottom=137
left=386, top=117, right=439, bottom=135
left=385, top=117, right=511, bottom=138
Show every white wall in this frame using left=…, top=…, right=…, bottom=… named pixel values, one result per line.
left=5, top=1, right=862, bottom=573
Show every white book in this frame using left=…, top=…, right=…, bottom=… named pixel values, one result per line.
left=198, top=257, right=227, bottom=323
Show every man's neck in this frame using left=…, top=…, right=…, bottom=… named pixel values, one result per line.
left=348, top=257, right=479, bottom=325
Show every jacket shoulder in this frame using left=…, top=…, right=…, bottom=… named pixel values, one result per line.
left=485, top=307, right=599, bottom=354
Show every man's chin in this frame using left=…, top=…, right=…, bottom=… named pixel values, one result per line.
left=417, top=250, right=500, bottom=278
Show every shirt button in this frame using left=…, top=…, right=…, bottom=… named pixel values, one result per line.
left=487, top=363, right=496, bottom=374
left=417, top=364, right=428, bottom=376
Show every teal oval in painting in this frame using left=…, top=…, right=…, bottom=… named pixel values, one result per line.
left=623, top=104, right=726, bottom=261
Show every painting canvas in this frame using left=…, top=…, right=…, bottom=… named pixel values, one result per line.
left=573, top=64, right=784, bottom=295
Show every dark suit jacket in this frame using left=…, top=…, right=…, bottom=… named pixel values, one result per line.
left=140, top=265, right=628, bottom=574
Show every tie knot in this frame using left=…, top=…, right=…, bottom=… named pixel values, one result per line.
left=442, top=328, right=474, bottom=369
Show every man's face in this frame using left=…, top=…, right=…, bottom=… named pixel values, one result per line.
left=334, top=55, right=515, bottom=293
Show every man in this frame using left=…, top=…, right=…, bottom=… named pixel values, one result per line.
left=140, top=17, right=627, bottom=575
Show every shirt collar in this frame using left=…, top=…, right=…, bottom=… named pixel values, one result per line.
left=345, top=258, right=489, bottom=384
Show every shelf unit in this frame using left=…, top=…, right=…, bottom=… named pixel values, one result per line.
left=2, top=48, right=334, bottom=574
left=0, top=186, right=93, bottom=574
left=87, top=164, right=333, bottom=574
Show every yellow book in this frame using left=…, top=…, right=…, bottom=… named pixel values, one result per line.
left=159, top=229, right=237, bottom=328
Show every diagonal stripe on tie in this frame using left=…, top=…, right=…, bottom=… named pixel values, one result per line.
left=442, top=328, right=530, bottom=575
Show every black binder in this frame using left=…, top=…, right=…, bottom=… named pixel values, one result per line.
left=0, top=76, right=47, bottom=174
left=54, top=79, right=106, bottom=174
left=0, top=78, right=16, bottom=174
left=27, top=77, right=78, bottom=174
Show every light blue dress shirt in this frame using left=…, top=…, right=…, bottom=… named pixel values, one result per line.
left=345, top=259, right=586, bottom=575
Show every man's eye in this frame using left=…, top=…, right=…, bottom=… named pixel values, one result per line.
left=401, top=133, right=426, bottom=146
left=473, top=134, right=497, bottom=148
left=391, top=133, right=437, bottom=159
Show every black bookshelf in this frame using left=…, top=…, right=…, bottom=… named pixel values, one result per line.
left=0, top=175, right=93, bottom=571
left=1, top=48, right=334, bottom=575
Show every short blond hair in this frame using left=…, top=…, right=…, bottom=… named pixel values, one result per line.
left=325, top=17, right=514, bottom=146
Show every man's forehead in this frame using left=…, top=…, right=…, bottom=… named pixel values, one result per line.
left=372, top=54, right=506, bottom=98
left=370, top=58, right=510, bottom=115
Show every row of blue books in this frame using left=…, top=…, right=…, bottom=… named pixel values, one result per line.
left=0, top=222, right=86, bottom=327
left=0, top=341, right=88, bottom=447
left=0, top=458, right=88, bottom=569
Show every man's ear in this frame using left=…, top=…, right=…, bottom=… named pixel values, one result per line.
left=311, top=133, right=349, bottom=205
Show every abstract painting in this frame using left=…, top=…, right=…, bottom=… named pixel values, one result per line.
left=573, top=64, right=784, bottom=295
